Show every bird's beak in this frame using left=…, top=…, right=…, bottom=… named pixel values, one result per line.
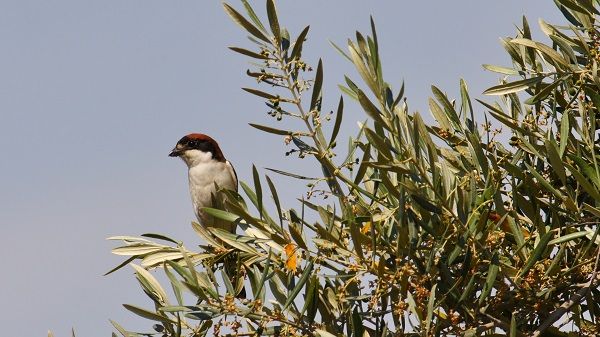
left=169, top=148, right=182, bottom=157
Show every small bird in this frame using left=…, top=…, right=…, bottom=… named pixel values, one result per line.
left=169, top=133, right=238, bottom=233
left=170, top=133, right=245, bottom=298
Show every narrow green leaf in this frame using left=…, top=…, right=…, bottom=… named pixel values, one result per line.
left=364, top=128, right=392, bottom=160
left=248, top=123, right=291, bottom=136
left=549, top=34, right=578, bottom=64
left=290, top=26, right=310, bottom=61
left=131, top=264, right=169, bottom=305
left=428, top=98, right=452, bottom=131
left=209, top=229, right=259, bottom=255
left=163, top=263, right=184, bottom=305
left=482, top=64, right=519, bottom=75
left=350, top=307, right=364, bottom=337
left=289, top=221, right=308, bottom=250
left=510, top=313, right=517, bottom=337
left=370, top=15, right=379, bottom=54
left=348, top=43, right=378, bottom=95
left=353, top=144, right=371, bottom=186
left=486, top=107, right=534, bottom=137
left=478, top=253, right=499, bottom=304
left=329, top=40, right=352, bottom=62
left=109, top=320, right=129, bottom=337
left=548, top=230, right=592, bottom=245
left=255, top=250, right=272, bottom=298
left=522, top=15, right=532, bottom=39
left=159, top=306, right=190, bottom=313
left=123, top=304, right=175, bottom=323
left=310, top=59, right=323, bottom=111
left=315, top=329, right=338, bottom=337
left=349, top=220, right=366, bottom=260
left=265, top=0, right=280, bottom=43
left=141, top=251, right=183, bottom=268
left=524, top=162, right=567, bottom=202
left=392, top=81, right=405, bottom=109
left=570, top=155, right=600, bottom=189
left=107, top=236, right=152, bottom=243
left=466, top=132, right=488, bottom=176
left=483, top=76, right=544, bottom=95
left=458, top=273, right=477, bottom=303
left=265, top=167, right=318, bottom=180
left=500, top=37, right=525, bottom=68
left=104, top=256, right=137, bottom=276
left=166, top=260, right=193, bottom=285
left=357, top=89, right=386, bottom=127
left=564, top=162, right=600, bottom=201
left=345, top=75, right=359, bottom=93
left=112, top=245, right=164, bottom=256
left=202, top=207, right=239, bottom=222
left=281, top=28, right=290, bottom=51
left=141, top=233, right=178, bottom=244
left=220, top=269, right=235, bottom=295
left=223, top=4, right=270, bottom=43
left=292, top=136, right=316, bottom=152
left=524, top=76, right=568, bottom=105
left=425, top=284, right=437, bottom=335
left=518, top=231, right=554, bottom=279
left=239, top=185, right=259, bottom=212
left=252, top=165, right=263, bottom=220
left=410, top=193, right=442, bottom=214
left=178, top=247, right=202, bottom=294
left=355, top=32, right=368, bottom=58
left=240, top=0, right=267, bottom=33
left=544, top=138, right=567, bottom=185
left=329, top=96, right=344, bottom=146
left=555, top=0, right=599, bottom=15
left=242, top=87, right=278, bottom=100
left=431, top=85, right=461, bottom=129
left=511, top=38, right=569, bottom=68
left=459, top=79, right=474, bottom=124
left=299, top=274, right=317, bottom=314
left=338, top=85, right=358, bottom=100
left=191, top=221, right=222, bottom=247
left=265, top=175, right=283, bottom=227
left=283, top=261, right=314, bottom=310
left=228, top=47, right=268, bottom=59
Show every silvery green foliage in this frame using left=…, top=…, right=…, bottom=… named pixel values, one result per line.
left=110, top=1, right=600, bottom=336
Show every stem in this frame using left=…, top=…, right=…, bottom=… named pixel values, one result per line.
left=531, top=246, right=600, bottom=337
left=274, top=48, right=318, bottom=148
left=273, top=40, right=346, bottom=199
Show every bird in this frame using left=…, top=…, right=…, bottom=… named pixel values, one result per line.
left=169, top=133, right=246, bottom=298
left=169, top=133, right=238, bottom=232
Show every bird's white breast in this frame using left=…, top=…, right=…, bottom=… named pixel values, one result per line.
left=187, top=159, right=237, bottom=221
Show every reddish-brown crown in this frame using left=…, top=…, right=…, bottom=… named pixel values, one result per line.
left=177, top=133, right=225, bottom=161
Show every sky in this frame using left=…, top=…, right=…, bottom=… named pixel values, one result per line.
left=0, top=1, right=565, bottom=336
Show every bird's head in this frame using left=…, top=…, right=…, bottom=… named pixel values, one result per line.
left=169, top=133, right=225, bottom=168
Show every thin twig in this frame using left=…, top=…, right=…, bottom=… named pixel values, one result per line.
left=482, top=313, right=513, bottom=334
left=273, top=39, right=345, bottom=198
left=475, top=322, right=496, bottom=335
left=531, top=246, right=600, bottom=337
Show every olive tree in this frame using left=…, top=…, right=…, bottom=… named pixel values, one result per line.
left=109, top=1, right=600, bottom=336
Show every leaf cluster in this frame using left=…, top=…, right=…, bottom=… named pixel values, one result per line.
left=109, top=1, right=600, bottom=336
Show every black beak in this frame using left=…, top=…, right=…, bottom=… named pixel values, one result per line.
left=169, top=148, right=182, bottom=157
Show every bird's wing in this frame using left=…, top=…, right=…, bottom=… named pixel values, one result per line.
left=226, top=160, right=238, bottom=192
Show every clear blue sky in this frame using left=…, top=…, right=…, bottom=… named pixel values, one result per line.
left=0, top=1, right=563, bottom=336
